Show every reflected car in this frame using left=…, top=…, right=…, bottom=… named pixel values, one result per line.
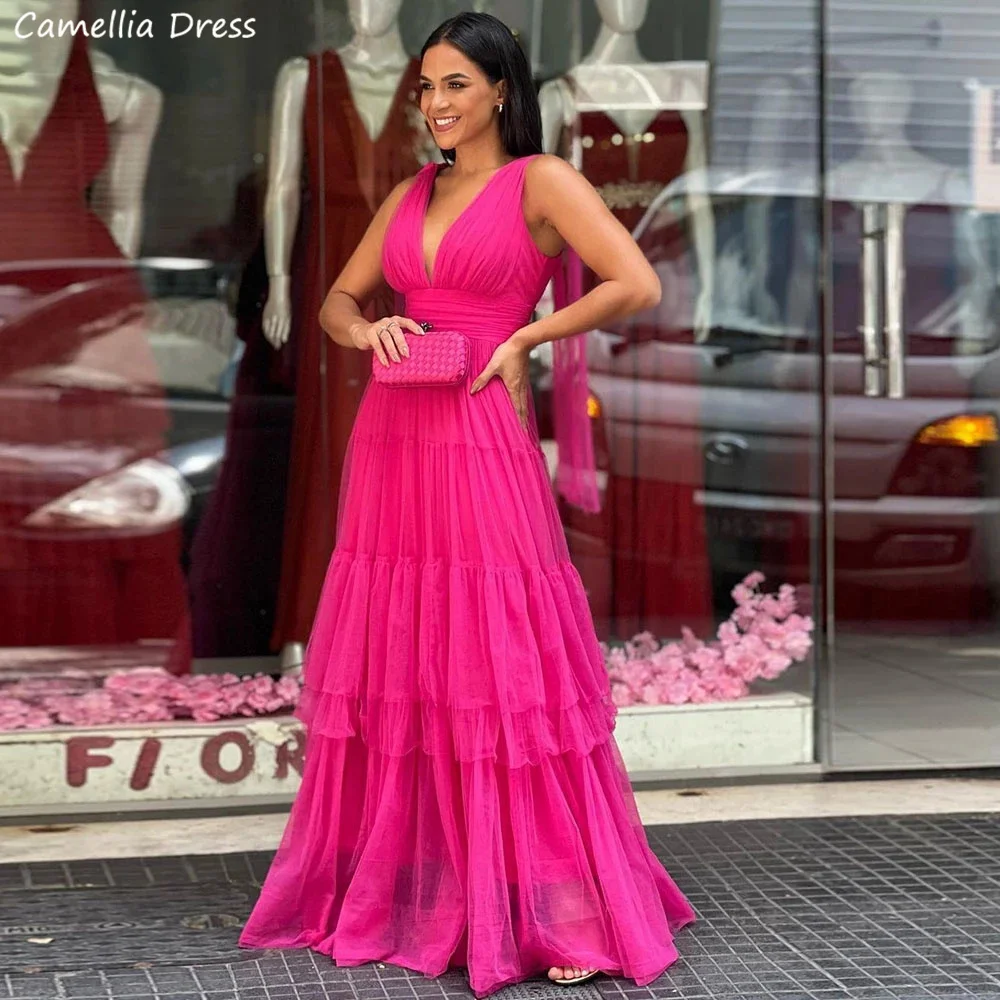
left=0, top=259, right=234, bottom=659
left=534, top=188, right=1000, bottom=636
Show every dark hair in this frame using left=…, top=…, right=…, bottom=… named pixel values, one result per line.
left=420, top=12, right=543, bottom=165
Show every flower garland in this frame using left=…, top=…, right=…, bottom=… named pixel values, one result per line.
left=604, top=573, right=813, bottom=707
left=0, top=573, right=812, bottom=730
left=0, top=671, right=301, bottom=731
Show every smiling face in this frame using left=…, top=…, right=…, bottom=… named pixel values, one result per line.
left=419, top=42, right=503, bottom=153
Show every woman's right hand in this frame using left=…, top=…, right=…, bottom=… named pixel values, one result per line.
left=351, top=315, right=426, bottom=367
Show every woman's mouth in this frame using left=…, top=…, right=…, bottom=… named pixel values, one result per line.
left=432, top=115, right=461, bottom=133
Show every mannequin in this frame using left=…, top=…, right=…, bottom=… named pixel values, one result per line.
left=0, top=0, right=162, bottom=258
left=829, top=73, right=958, bottom=207
left=537, top=0, right=714, bottom=641
left=262, top=0, right=434, bottom=671
left=0, top=1, right=188, bottom=671
left=829, top=73, right=972, bottom=378
left=538, top=0, right=714, bottom=336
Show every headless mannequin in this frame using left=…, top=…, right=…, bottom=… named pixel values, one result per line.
left=262, top=0, right=417, bottom=674
left=0, top=0, right=161, bottom=258
left=832, top=73, right=993, bottom=348
left=261, top=0, right=409, bottom=349
left=830, top=74, right=997, bottom=347
left=538, top=0, right=714, bottom=337
left=722, top=72, right=818, bottom=337
left=829, top=73, right=958, bottom=206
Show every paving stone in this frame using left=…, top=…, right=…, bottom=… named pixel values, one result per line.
left=3, top=813, right=1000, bottom=998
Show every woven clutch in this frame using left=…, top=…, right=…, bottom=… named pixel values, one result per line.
left=371, top=329, right=470, bottom=387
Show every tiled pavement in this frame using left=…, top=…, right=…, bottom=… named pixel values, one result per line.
left=2, top=813, right=1000, bottom=1000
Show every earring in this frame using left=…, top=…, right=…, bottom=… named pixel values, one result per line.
left=498, top=101, right=504, bottom=113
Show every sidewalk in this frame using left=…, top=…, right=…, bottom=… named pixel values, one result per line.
left=2, top=783, right=1000, bottom=1000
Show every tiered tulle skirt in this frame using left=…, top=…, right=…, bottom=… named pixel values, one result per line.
left=238, top=335, right=696, bottom=996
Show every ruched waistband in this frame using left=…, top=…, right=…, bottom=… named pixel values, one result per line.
left=404, top=289, right=531, bottom=341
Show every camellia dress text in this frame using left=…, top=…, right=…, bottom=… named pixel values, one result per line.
left=238, top=155, right=696, bottom=997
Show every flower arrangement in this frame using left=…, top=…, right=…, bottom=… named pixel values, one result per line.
left=604, top=573, right=813, bottom=708
left=0, top=670, right=301, bottom=731
left=0, top=573, right=811, bottom=731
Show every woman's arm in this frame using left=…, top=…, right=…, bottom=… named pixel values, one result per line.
left=512, top=154, right=661, bottom=352
left=319, top=177, right=424, bottom=354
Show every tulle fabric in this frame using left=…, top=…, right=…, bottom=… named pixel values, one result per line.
left=238, top=158, right=695, bottom=995
left=551, top=248, right=601, bottom=514
left=239, top=733, right=695, bottom=997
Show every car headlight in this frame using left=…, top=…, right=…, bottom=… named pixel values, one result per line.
left=23, top=458, right=191, bottom=534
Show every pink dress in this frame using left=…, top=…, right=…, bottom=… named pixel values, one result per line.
left=238, top=154, right=695, bottom=997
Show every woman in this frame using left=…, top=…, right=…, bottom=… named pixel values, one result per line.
left=239, top=12, right=696, bottom=996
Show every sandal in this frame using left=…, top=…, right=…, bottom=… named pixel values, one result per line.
left=549, top=967, right=600, bottom=986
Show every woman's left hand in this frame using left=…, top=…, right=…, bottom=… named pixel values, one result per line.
left=469, top=336, right=531, bottom=430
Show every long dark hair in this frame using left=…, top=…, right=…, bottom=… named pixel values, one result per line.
left=420, top=12, right=543, bottom=165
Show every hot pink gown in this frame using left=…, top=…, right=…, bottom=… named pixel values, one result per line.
left=238, top=154, right=695, bottom=997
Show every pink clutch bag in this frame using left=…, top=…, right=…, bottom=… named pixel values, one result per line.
left=371, top=329, right=470, bottom=387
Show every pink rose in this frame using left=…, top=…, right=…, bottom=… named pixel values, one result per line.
left=680, top=626, right=703, bottom=651
left=689, top=646, right=723, bottom=672
left=761, top=651, right=793, bottom=679
left=629, top=631, right=660, bottom=657
left=784, top=631, right=813, bottom=660
left=657, top=671, right=697, bottom=705
left=649, top=651, right=687, bottom=680
left=241, top=676, right=285, bottom=714
left=606, top=648, right=628, bottom=671
left=717, top=621, right=740, bottom=647
left=610, top=682, right=636, bottom=707
left=711, top=674, right=750, bottom=701
left=50, top=691, right=119, bottom=727
left=722, top=642, right=763, bottom=683
left=620, top=660, right=652, bottom=694
left=639, top=682, right=663, bottom=705
left=274, top=677, right=302, bottom=706
left=104, top=667, right=175, bottom=697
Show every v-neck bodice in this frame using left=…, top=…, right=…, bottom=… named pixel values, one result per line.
left=419, top=159, right=520, bottom=285
left=0, top=31, right=120, bottom=262
left=382, top=155, right=560, bottom=339
left=382, top=156, right=559, bottom=339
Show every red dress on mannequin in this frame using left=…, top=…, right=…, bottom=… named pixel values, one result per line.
left=270, top=53, right=428, bottom=649
left=0, top=32, right=189, bottom=671
left=556, top=107, right=713, bottom=642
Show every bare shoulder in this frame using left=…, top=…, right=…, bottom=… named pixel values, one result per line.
left=524, top=154, right=597, bottom=202
left=385, top=172, right=422, bottom=208
left=524, top=154, right=602, bottom=222
left=374, top=171, right=425, bottom=224
left=524, top=153, right=581, bottom=189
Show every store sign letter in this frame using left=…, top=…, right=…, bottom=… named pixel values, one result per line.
left=66, top=736, right=115, bottom=787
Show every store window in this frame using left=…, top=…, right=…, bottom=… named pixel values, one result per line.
left=0, top=0, right=819, bottom=799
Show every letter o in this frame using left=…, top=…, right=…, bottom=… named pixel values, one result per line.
left=200, top=731, right=254, bottom=784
